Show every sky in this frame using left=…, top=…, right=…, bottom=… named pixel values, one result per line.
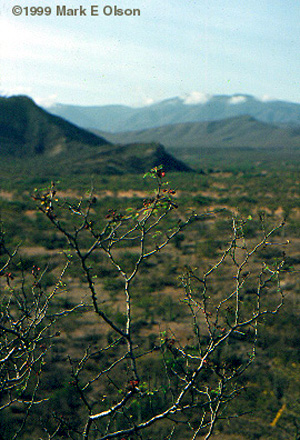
left=0, top=0, right=299, bottom=107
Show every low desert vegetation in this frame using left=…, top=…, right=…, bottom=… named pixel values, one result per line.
left=0, top=158, right=299, bottom=440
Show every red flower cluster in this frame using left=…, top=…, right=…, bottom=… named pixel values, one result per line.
left=157, top=169, right=165, bottom=178
left=128, top=379, right=139, bottom=391
left=105, top=209, right=123, bottom=221
left=1, top=271, right=14, bottom=286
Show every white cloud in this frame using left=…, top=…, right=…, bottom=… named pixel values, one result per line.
left=183, top=91, right=211, bottom=105
left=259, top=94, right=276, bottom=102
left=228, top=95, right=248, bottom=105
left=135, top=97, right=155, bottom=107
left=0, top=86, right=57, bottom=107
left=0, top=85, right=32, bottom=97
left=35, top=94, right=58, bottom=107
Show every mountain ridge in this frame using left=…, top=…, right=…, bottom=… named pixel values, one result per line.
left=0, top=96, right=191, bottom=174
left=92, top=115, right=300, bottom=150
left=47, top=93, right=300, bottom=133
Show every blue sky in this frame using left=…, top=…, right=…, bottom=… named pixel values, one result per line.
left=0, top=0, right=299, bottom=106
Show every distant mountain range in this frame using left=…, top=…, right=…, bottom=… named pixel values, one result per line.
left=47, top=94, right=300, bottom=133
left=94, top=115, right=300, bottom=150
left=0, top=96, right=190, bottom=174
left=2, top=95, right=298, bottom=178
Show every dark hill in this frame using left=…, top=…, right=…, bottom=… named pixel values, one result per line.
left=94, top=115, right=300, bottom=149
left=0, top=96, right=191, bottom=174
left=69, top=142, right=191, bottom=175
left=0, top=95, right=110, bottom=157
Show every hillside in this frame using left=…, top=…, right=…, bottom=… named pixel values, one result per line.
left=0, top=96, right=191, bottom=174
left=64, top=142, right=191, bottom=174
left=0, top=95, right=110, bottom=157
left=47, top=94, right=300, bottom=132
left=93, top=115, right=300, bottom=149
